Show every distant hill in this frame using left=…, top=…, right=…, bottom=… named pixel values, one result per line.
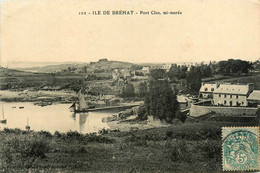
left=0, top=67, right=37, bottom=76
left=87, top=60, right=134, bottom=72
left=13, top=59, right=135, bottom=73
left=16, top=63, right=88, bottom=73
left=1, top=61, right=82, bottom=69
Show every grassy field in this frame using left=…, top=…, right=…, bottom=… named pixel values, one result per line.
left=0, top=117, right=258, bottom=173
left=203, top=73, right=260, bottom=89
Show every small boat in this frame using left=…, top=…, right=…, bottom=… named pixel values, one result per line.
left=25, top=116, right=30, bottom=131
left=34, top=101, right=52, bottom=107
left=70, top=88, right=90, bottom=113
left=12, top=106, right=16, bottom=108
left=0, top=106, right=7, bottom=124
left=19, top=106, right=24, bottom=109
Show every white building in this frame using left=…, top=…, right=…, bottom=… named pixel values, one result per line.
left=212, top=83, right=254, bottom=107
left=141, top=67, right=150, bottom=75
left=162, top=63, right=172, bottom=72
left=199, top=83, right=219, bottom=98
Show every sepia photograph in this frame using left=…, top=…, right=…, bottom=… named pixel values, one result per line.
left=0, top=0, right=259, bottom=172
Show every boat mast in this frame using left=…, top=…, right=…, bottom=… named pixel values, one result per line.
left=2, top=106, right=4, bottom=119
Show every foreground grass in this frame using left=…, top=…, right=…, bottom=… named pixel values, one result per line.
left=0, top=117, right=258, bottom=173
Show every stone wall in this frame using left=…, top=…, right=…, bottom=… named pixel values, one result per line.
left=190, top=104, right=258, bottom=117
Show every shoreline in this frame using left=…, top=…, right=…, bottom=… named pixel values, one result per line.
left=0, top=90, right=77, bottom=103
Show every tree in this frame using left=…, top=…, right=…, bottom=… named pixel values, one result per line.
left=186, top=66, right=201, bottom=93
left=167, top=65, right=187, bottom=80
left=145, top=79, right=179, bottom=123
left=150, top=69, right=166, bottom=80
left=218, top=59, right=252, bottom=76
left=200, top=64, right=212, bottom=78
left=138, top=82, right=148, bottom=97
left=137, top=105, right=148, bottom=120
left=121, top=83, right=135, bottom=97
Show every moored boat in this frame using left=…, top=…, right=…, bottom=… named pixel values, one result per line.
left=0, top=106, right=7, bottom=124
left=25, top=116, right=30, bottom=131
left=70, top=88, right=90, bottom=113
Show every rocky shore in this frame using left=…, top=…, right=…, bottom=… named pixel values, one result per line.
left=103, top=106, right=171, bottom=132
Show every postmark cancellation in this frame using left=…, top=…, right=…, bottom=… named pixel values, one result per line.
left=222, top=126, right=259, bottom=171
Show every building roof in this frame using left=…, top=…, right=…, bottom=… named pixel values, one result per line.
left=214, top=84, right=249, bottom=95
left=247, top=90, right=260, bottom=101
left=142, top=67, right=149, bottom=70
left=200, top=83, right=218, bottom=93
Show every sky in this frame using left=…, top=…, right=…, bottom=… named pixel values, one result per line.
left=0, top=0, right=259, bottom=64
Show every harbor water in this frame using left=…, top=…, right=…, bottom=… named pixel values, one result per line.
left=0, top=102, right=121, bottom=134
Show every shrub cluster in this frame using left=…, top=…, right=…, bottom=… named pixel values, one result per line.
left=166, top=128, right=221, bottom=141
left=1, top=135, right=49, bottom=168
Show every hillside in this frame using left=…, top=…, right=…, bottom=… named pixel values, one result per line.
left=14, top=59, right=135, bottom=73
left=0, top=67, right=38, bottom=77
left=15, top=63, right=87, bottom=73
left=87, top=60, right=134, bottom=72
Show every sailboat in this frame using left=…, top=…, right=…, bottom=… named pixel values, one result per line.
left=0, top=106, right=7, bottom=124
left=25, top=116, right=30, bottom=131
left=70, top=89, right=90, bottom=113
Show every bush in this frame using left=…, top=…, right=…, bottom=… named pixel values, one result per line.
left=1, top=135, right=50, bottom=168
left=165, top=131, right=173, bottom=139
left=137, top=105, right=148, bottom=120
left=3, top=128, right=26, bottom=134
left=164, top=140, right=191, bottom=162
left=85, top=134, right=114, bottom=143
left=54, top=131, right=63, bottom=138
left=197, top=140, right=221, bottom=161
left=38, top=130, right=52, bottom=138
left=66, top=131, right=82, bottom=139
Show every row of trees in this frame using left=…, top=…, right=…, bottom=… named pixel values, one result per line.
left=168, top=59, right=252, bottom=80
left=149, top=68, right=202, bottom=94
left=218, top=59, right=252, bottom=76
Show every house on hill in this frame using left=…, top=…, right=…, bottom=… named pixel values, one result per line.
left=162, top=63, right=172, bottom=72
left=141, top=67, right=150, bottom=75
left=212, top=83, right=254, bottom=107
left=121, top=69, right=131, bottom=78
left=112, top=69, right=131, bottom=80
left=112, top=69, right=120, bottom=80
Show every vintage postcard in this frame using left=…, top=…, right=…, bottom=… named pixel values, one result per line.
left=0, top=0, right=259, bottom=172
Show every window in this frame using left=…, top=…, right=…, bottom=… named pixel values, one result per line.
left=211, top=88, right=214, bottom=91
left=224, top=94, right=227, bottom=98
left=204, top=88, right=208, bottom=91
left=224, top=100, right=227, bottom=105
left=242, top=102, right=244, bottom=105
left=236, top=95, right=239, bottom=99
left=230, top=101, right=232, bottom=106
left=230, top=95, right=232, bottom=98
left=219, top=94, right=221, bottom=97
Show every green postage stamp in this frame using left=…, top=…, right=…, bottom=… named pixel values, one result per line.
left=222, top=127, right=259, bottom=171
